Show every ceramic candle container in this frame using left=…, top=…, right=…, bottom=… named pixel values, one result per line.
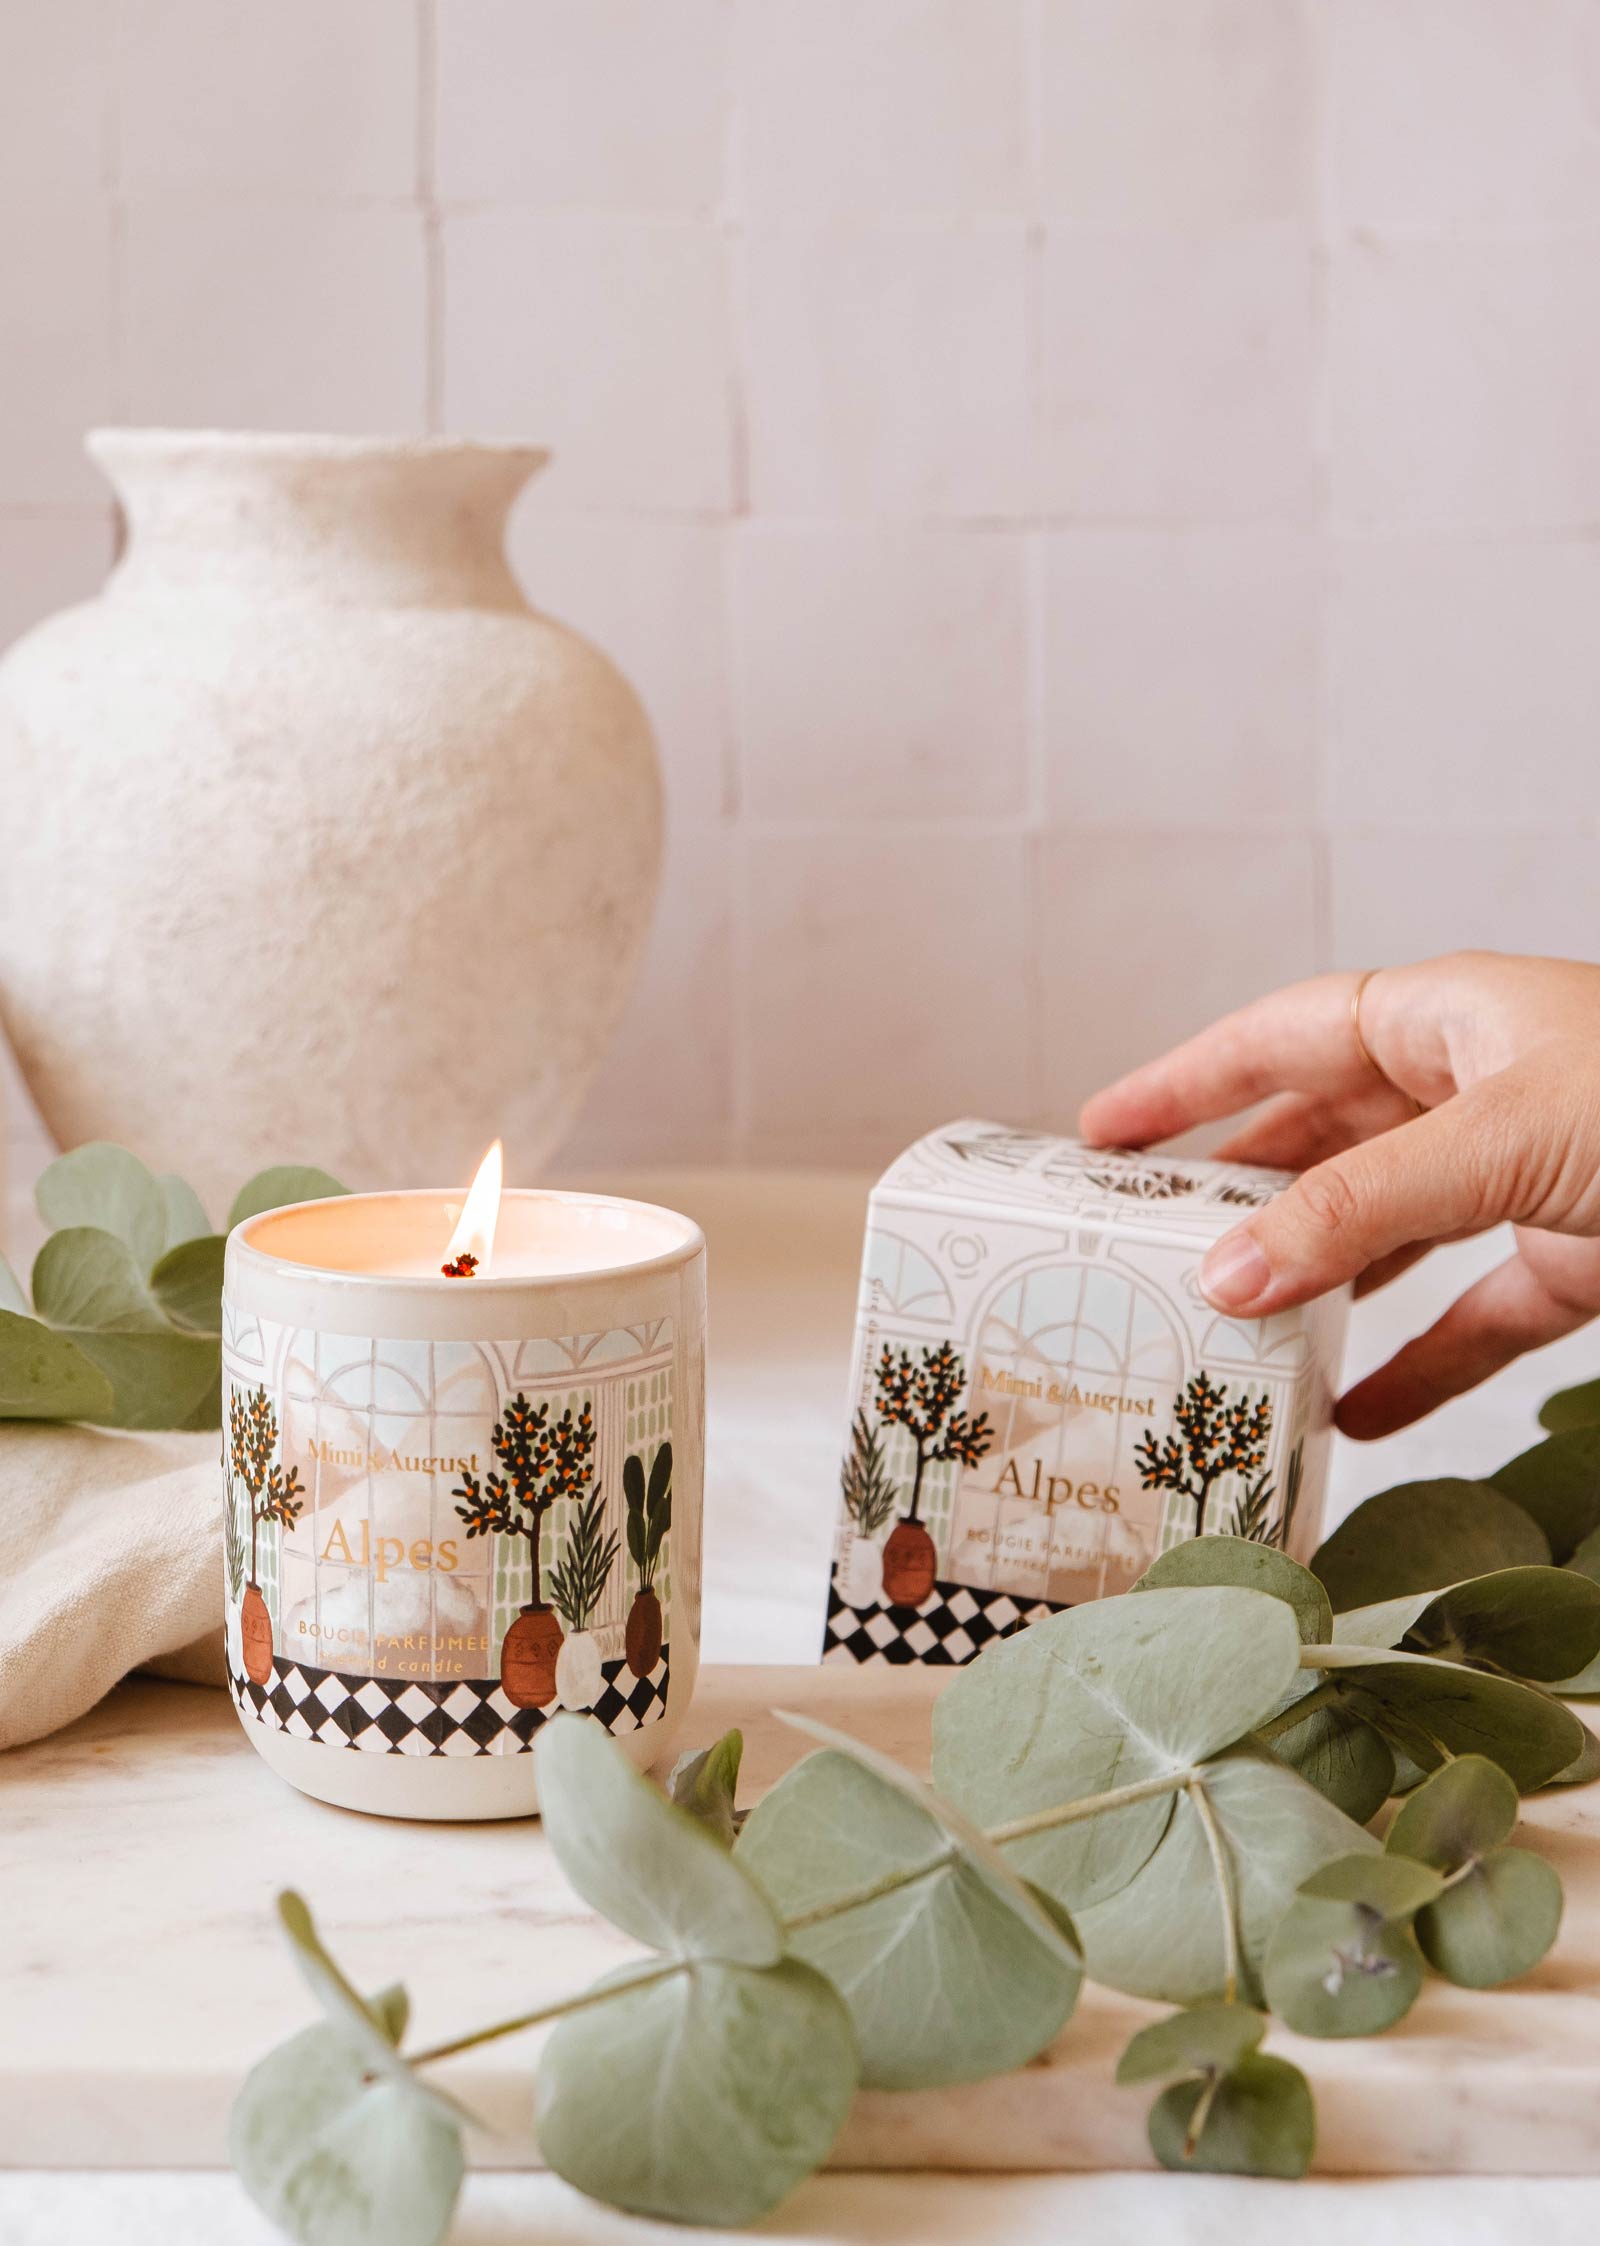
left=221, top=1189, right=705, bottom=1820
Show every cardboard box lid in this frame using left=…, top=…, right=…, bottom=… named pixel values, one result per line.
left=874, top=1120, right=1292, bottom=1244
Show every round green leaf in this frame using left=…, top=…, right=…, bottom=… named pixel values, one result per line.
left=0, top=1254, right=26, bottom=1317
left=1297, top=1851, right=1444, bottom=1914
left=1385, top=1753, right=1517, bottom=1872
left=1491, top=1429, right=1600, bottom=1564
left=59, top=1328, right=220, bottom=1430
left=1337, top=1567, right=1600, bottom=1683
left=231, top=2020, right=463, bottom=2246
left=1547, top=1723, right=1600, bottom=1785
left=158, top=1173, right=212, bottom=1251
left=1540, top=1378, right=1600, bottom=1435
left=1262, top=1893, right=1425, bottom=2038
left=1414, top=1847, right=1562, bottom=1989
left=0, top=1308, right=115, bottom=1421
left=1116, top=2001, right=1265, bottom=2086
left=32, top=1227, right=165, bottom=1332
left=1135, top=1534, right=1332, bottom=1644
left=277, top=1893, right=409, bottom=2078
left=737, top=1748, right=1080, bottom=2088
left=229, top=1166, right=349, bottom=1229
left=666, top=1730, right=744, bottom=1849
left=36, top=1143, right=167, bottom=1270
left=537, top=1957, right=857, bottom=2227
left=1312, top=1480, right=1549, bottom=1610
left=1264, top=1682, right=1396, bottom=1823
left=1147, top=2054, right=1314, bottom=2179
left=536, top=1714, right=782, bottom=1964
left=149, top=1233, right=227, bottom=1334
left=931, top=1588, right=1303, bottom=1912
left=1070, top=1747, right=1377, bottom=2006
left=1307, top=1646, right=1582, bottom=1792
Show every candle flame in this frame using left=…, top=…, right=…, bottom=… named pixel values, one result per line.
left=444, top=1141, right=503, bottom=1277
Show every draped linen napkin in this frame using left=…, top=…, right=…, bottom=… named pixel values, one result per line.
left=0, top=1422, right=225, bottom=1752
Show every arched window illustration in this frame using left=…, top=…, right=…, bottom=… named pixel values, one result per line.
left=862, top=1229, right=956, bottom=1324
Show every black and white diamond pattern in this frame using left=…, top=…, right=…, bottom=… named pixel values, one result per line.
left=824, top=1577, right=1066, bottom=1667
left=230, top=1647, right=670, bottom=1755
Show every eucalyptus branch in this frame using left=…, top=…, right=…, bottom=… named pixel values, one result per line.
left=985, top=1765, right=1195, bottom=1846
left=407, top=1957, right=684, bottom=2069
left=1253, top=1680, right=1343, bottom=1743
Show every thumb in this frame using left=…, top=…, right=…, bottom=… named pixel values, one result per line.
left=1198, top=1078, right=1535, bottom=1316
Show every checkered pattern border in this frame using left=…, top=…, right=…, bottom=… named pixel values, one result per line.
left=229, top=1646, right=670, bottom=1756
left=824, top=1577, right=1066, bottom=1667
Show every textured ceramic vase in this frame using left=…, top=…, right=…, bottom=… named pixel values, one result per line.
left=0, top=431, right=661, bottom=1212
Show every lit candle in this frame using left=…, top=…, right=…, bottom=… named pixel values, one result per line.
left=220, top=1146, right=705, bottom=1822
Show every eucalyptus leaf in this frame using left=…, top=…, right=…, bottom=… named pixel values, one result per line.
left=1491, top=1429, right=1600, bottom=1563
left=1261, top=1887, right=1428, bottom=2039
left=931, top=1587, right=1303, bottom=1913
left=62, top=1328, right=220, bottom=1430
left=536, top=1715, right=781, bottom=1965
left=158, top=1173, right=212, bottom=1251
left=0, top=1254, right=26, bottom=1316
left=148, top=1233, right=227, bottom=1334
left=737, top=1747, right=1081, bottom=2089
left=1547, top=1723, right=1600, bottom=1785
left=1385, top=1754, right=1517, bottom=1871
left=1069, top=1745, right=1376, bottom=2006
left=1147, top=2054, right=1314, bottom=2179
left=536, top=1956, right=857, bottom=2227
left=667, top=1730, right=744, bottom=1848
left=1567, top=1523, right=1600, bottom=1584
left=36, top=1142, right=167, bottom=1269
left=1334, top=1566, right=1600, bottom=1683
left=229, top=1166, right=349, bottom=1230
left=1540, top=1377, right=1600, bottom=1436
left=32, top=1226, right=166, bottom=1331
left=1414, top=1848, right=1562, bottom=1989
left=1264, top=1687, right=1396, bottom=1824
left=1135, top=1534, right=1332, bottom=1644
left=1306, top=1647, right=1583, bottom=1792
left=231, top=2018, right=463, bottom=2246
left=1115, top=2001, right=1265, bottom=2086
left=277, top=1892, right=409, bottom=2079
left=0, top=1309, right=115, bottom=1421
left=1311, top=1480, right=1549, bottom=1610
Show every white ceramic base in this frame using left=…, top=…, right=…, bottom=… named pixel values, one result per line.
left=240, top=1702, right=692, bottom=1820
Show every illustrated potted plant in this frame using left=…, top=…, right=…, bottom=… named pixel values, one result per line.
left=1135, top=1371, right=1273, bottom=1541
left=872, top=1341, right=993, bottom=1607
left=838, top=1407, right=896, bottom=1607
left=623, top=1441, right=671, bottom=1678
left=228, top=1384, right=304, bottom=1686
left=547, top=1486, right=621, bottom=1712
left=455, top=1394, right=596, bottom=1709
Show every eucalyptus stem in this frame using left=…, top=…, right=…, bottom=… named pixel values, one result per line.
left=1187, top=1775, right=1240, bottom=2006
left=1253, top=1679, right=1343, bottom=1743
left=782, top=1846, right=956, bottom=1932
left=1184, top=2067, right=1223, bottom=2159
left=407, top=1957, right=683, bottom=2068
left=986, top=1764, right=1194, bottom=1846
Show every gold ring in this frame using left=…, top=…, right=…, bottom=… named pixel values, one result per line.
left=1351, top=970, right=1424, bottom=1117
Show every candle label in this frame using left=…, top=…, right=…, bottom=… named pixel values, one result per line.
left=221, top=1313, right=681, bottom=1753
left=825, top=1123, right=1350, bottom=1666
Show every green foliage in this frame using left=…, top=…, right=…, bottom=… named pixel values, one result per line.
left=840, top=1406, right=896, bottom=1536
left=0, top=1144, right=345, bottom=1430
left=547, top=1487, right=620, bottom=1632
left=623, top=1440, right=673, bottom=1589
left=1311, top=1479, right=1550, bottom=1609
left=1539, top=1378, right=1600, bottom=1436
left=1490, top=1427, right=1600, bottom=1565
left=236, top=1375, right=1600, bottom=2229
left=227, top=1166, right=350, bottom=1229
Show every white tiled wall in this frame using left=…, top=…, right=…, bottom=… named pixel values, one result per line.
left=2, top=0, right=1598, bottom=1173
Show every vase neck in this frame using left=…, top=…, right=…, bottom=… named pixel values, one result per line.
left=88, top=432, right=545, bottom=613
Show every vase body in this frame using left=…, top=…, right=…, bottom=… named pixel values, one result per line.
left=881, top=1518, right=937, bottom=1607
left=840, top=1531, right=884, bottom=1608
left=0, top=431, right=661, bottom=1212
left=501, top=1605, right=563, bottom=1710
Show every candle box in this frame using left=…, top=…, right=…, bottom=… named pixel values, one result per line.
left=825, top=1121, right=1351, bottom=1667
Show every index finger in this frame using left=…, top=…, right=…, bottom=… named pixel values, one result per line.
left=1078, top=974, right=1387, bottom=1148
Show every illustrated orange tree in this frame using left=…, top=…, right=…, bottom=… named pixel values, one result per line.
left=1135, top=1371, right=1273, bottom=1540
left=455, top=1394, right=597, bottom=1710
left=872, top=1341, right=993, bottom=1606
left=228, top=1384, right=304, bottom=1686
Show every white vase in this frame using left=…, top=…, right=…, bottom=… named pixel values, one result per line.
left=0, top=430, right=661, bottom=1213
left=841, top=1530, right=885, bottom=1609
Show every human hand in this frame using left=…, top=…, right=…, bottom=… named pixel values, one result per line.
left=1079, top=951, right=1600, bottom=1439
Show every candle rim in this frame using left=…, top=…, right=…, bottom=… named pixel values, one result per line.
left=230, top=1186, right=705, bottom=1287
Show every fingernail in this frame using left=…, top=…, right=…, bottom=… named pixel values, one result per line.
left=1200, top=1230, right=1271, bottom=1311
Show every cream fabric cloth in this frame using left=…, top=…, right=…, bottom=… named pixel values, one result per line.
left=0, top=1422, right=225, bottom=1752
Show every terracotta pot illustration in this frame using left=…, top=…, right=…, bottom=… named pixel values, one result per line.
left=881, top=1519, right=938, bottom=1607
left=240, top=1582, right=274, bottom=1686
left=625, top=1587, right=663, bottom=1679
left=501, top=1606, right=564, bottom=1710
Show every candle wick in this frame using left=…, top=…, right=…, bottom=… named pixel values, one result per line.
left=441, top=1251, right=480, bottom=1280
